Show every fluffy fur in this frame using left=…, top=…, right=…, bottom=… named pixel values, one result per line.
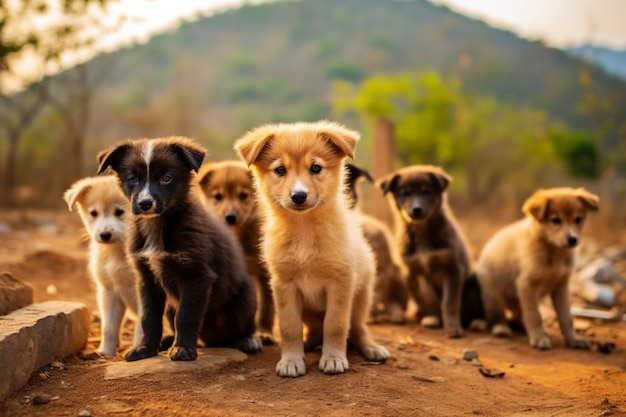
left=476, top=187, right=599, bottom=349
left=345, top=163, right=409, bottom=324
left=198, top=160, right=275, bottom=344
left=64, top=175, right=142, bottom=356
left=235, top=120, right=389, bottom=377
left=378, top=165, right=479, bottom=337
left=97, top=136, right=261, bottom=362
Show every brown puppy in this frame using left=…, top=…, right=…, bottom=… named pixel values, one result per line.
left=97, top=136, right=261, bottom=362
left=235, top=120, right=389, bottom=378
left=64, top=175, right=142, bottom=356
left=345, top=163, right=409, bottom=324
left=198, top=160, right=275, bottom=344
left=378, top=165, right=473, bottom=337
left=476, top=187, right=599, bottom=350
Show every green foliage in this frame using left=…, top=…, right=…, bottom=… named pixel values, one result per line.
left=227, top=81, right=262, bottom=102
left=324, top=61, right=363, bottom=82
left=223, top=51, right=257, bottom=75
left=549, top=129, right=599, bottom=179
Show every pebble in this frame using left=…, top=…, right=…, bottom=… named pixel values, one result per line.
left=78, top=410, right=93, bottom=417
left=32, top=393, right=51, bottom=405
left=462, top=349, right=478, bottom=361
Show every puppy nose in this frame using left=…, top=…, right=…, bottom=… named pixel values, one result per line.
left=138, top=199, right=153, bottom=211
left=291, top=191, right=307, bottom=206
left=100, top=232, right=112, bottom=242
left=412, top=206, right=423, bottom=217
left=225, top=213, right=237, bottom=225
left=568, top=236, right=578, bottom=247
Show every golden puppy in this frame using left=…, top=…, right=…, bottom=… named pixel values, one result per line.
left=345, top=163, right=409, bottom=324
left=198, top=160, right=275, bottom=344
left=378, top=165, right=477, bottom=337
left=476, top=187, right=599, bottom=350
left=64, top=175, right=142, bottom=356
left=235, top=120, right=389, bottom=377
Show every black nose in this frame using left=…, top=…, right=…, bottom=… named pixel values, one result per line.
left=138, top=199, right=153, bottom=211
left=100, top=232, right=112, bottom=242
left=411, top=206, right=423, bottom=217
left=225, top=213, right=237, bottom=225
left=568, top=236, right=578, bottom=247
left=291, top=191, right=307, bottom=206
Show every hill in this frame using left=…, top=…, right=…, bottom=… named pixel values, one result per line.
left=567, top=45, right=626, bottom=80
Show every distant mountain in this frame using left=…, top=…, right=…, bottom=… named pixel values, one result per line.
left=567, top=45, right=626, bottom=79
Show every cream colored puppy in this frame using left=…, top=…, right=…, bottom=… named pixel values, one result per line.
left=64, top=175, right=142, bottom=356
left=476, top=187, right=599, bottom=350
left=235, top=120, right=389, bottom=377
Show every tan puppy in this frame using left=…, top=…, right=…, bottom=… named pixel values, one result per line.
left=198, top=160, right=275, bottom=344
left=345, top=163, right=409, bottom=324
left=476, top=187, right=599, bottom=350
left=64, top=175, right=142, bottom=356
left=378, top=165, right=476, bottom=337
left=235, top=120, right=389, bottom=377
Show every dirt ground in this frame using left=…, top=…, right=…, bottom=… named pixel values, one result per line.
left=0, top=208, right=625, bottom=417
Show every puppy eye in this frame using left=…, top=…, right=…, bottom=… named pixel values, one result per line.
left=310, top=164, right=322, bottom=174
left=575, top=216, right=583, bottom=224
left=274, top=166, right=286, bottom=177
left=551, top=217, right=562, bottom=225
left=115, top=209, right=124, bottom=217
left=90, top=210, right=98, bottom=218
left=214, top=193, right=223, bottom=201
left=239, top=192, right=248, bottom=201
left=160, top=175, right=172, bottom=184
left=128, top=176, right=139, bottom=185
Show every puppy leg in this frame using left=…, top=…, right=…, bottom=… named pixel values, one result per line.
left=386, top=269, right=409, bottom=324
left=551, top=282, right=590, bottom=349
left=319, top=277, right=353, bottom=374
left=98, top=284, right=125, bottom=356
left=273, top=279, right=306, bottom=377
left=417, top=275, right=442, bottom=328
left=440, top=269, right=464, bottom=338
left=256, top=268, right=276, bottom=345
left=478, top=274, right=511, bottom=337
left=517, top=276, right=550, bottom=349
left=349, top=274, right=390, bottom=363
left=126, top=262, right=166, bottom=361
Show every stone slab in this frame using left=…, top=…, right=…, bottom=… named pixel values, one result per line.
left=104, top=347, right=247, bottom=380
left=0, top=272, right=34, bottom=316
left=0, top=301, right=89, bottom=402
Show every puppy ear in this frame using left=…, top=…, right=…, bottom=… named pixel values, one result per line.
left=234, top=125, right=276, bottom=167
left=428, top=169, right=452, bottom=193
left=345, top=163, right=374, bottom=184
left=377, top=173, right=400, bottom=196
left=576, top=188, right=599, bottom=212
left=318, top=121, right=360, bottom=159
left=97, top=141, right=133, bottom=174
left=197, top=164, right=214, bottom=188
left=63, top=179, right=90, bottom=211
left=522, top=191, right=551, bottom=221
left=171, top=139, right=206, bottom=173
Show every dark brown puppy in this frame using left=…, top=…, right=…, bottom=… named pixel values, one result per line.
left=345, top=163, right=409, bottom=324
left=378, top=165, right=479, bottom=337
left=97, top=136, right=261, bottom=361
left=198, top=160, right=275, bottom=344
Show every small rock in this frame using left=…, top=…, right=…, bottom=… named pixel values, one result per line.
left=78, top=410, right=93, bottom=417
left=471, top=358, right=483, bottom=367
left=427, top=354, right=440, bottom=361
left=462, top=349, right=478, bottom=361
left=50, top=361, right=64, bottom=370
left=32, top=393, right=51, bottom=405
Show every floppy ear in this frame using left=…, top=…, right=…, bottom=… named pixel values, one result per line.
left=428, top=169, right=452, bottom=193
left=345, top=163, right=374, bottom=184
left=234, top=125, right=276, bottom=167
left=197, top=164, right=214, bottom=188
left=377, top=173, right=401, bottom=196
left=318, top=121, right=360, bottom=159
left=171, top=139, right=205, bottom=173
left=97, top=141, right=133, bottom=174
left=576, top=188, right=599, bottom=212
left=63, top=179, right=90, bottom=211
left=522, top=191, right=551, bottom=221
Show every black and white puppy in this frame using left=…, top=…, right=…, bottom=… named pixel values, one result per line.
left=97, top=136, right=261, bottom=361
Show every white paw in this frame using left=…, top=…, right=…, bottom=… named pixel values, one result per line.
left=319, top=353, right=349, bottom=374
left=276, top=355, right=306, bottom=377
left=530, top=334, right=552, bottom=350
left=362, top=344, right=390, bottom=362
left=567, top=337, right=591, bottom=350
left=468, top=319, right=488, bottom=332
left=421, top=316, right=441, bottom=328
left=492, top=324, right=512, bottom=337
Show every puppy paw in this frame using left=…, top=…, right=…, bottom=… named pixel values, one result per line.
left=492, top=324, right=512, bottom=337
left=421, top=316, right=441, bottom=328
left=445, top=325, right=464, bottom=338
left=319, top=353, right=349, bottom=374
left=530, top=334, right=552, bottom=350
left=361, top=344, right=390, bottom=362
left=257, top=331, right=276, bottom=346
left=168, top=345, right=198, bottom=361
left=468, top=319, right=488, bottom=332
left=234, top=336, right=263, bottom=353
left=276, top=354, right=306, bottom=377
left=125, top=345, right=158, bottom=362
left=567, top=337, right=591, bottom=350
